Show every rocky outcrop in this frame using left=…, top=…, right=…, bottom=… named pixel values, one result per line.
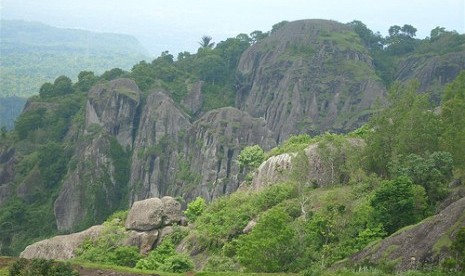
left=181, top=81, right=204, bottom=116
left=251, top=153, right=295, bottom=190
left=236, top=19, right=386, bottom=142
left=85, top=78, right=141, bottom=149
left=396, top=51, right=465, bottom=97
left=249, top=138, right=364, bottom=191
left=128, top=91, right=191, bottom=202
left=54, top=133, right=119, bottom=231
left=185, top=107, right=276, bottom=200
left=20, top=225, right=105, bottom=259
left=22, top=197, right=185, bottom=259
left=125, top=196, right=183, bottom=231
left=350, top=195, right=465, bottom=272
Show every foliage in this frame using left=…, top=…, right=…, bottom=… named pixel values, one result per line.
left=317, top=133, right=350, bottom=185
left=441, top=71, right=465, bottom=176
left=184, top=196, right=207, bottom=222
left=237, top=145, right=265, bottom=170
left=9, top=258, right=78, bottom=276
left=136, top=239, right=193, bottom=273
left=266, top=134, right=315, bottom=158
left=75, top=214, right=141, bottom=267
left=371, top=176, right=427, bottom=234
left=450, top=227, right=465, bottom=271
left=236, top=207, right=300, bottom=272
left=388, top=152, right=453, bottom=206
left=190, top=183, right=296, bottom=251
left=365, top=81, right=442, bottom=176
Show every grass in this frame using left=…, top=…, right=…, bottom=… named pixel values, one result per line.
left=68, top=259, right=178, bottom=275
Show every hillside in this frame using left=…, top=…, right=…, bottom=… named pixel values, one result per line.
left=0, top=20, right=148, bottom=128
left=0, top=19, right=465, bottom=274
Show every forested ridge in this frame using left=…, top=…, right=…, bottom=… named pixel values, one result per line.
left=0, top=19, right=465, bottom=275
left=0, top=20, right=148, bottom=129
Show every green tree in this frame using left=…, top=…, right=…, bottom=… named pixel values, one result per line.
left=451, top=227, right=465, bottom=270
left=184, top=196, right=206, bottom=222
left=75, top=71, right=98, bottom=92
left=250, top=30, right=268, bottom=44
left=365, top=81, right=442, bottom=176
left=39, top=82, right=55, bottom=98
left=236, top=207, right=300, bottom=272
left=53, top=75, right=74, bottom=95
left=237, top=145, right=265, bottom=171
left=371, top=176, right=427, bottom=234
left=441, top=71, right=465, bottom=176
left=389, top=152, right=453, bottom=205
left=199, top=35, right=215, bottom=49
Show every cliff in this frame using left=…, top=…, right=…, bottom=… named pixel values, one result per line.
left=236, top=19, right=386, bottom=142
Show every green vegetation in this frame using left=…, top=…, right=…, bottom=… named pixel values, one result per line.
left=8, top=259, right=78, bottom=276
left=136, top=239, right=193, bottom=273
left=75, top=211, right=142, bottom=268
left=0, top=20, right=148, bottom=128
left=184, top=196, right=207, bottom=222
left=237, top=145, right=265, bottom=171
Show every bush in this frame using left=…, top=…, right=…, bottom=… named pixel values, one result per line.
left=204, top=256, right=238, bottom=272
left=371, top=176, right=427, bottom=234
left=184, top=197, right=207, bottom=222
left=136, top=239, right=194, bottom=272
left=237, top=145, right=265, bottom=170
left=236, top=207, right=301, bottom=272
left=159, top=254, right=194, bottom=273
left=9, top=258, right=78, bottom=276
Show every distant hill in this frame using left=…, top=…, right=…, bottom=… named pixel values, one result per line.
left=0, top=20, right=149, bottom=128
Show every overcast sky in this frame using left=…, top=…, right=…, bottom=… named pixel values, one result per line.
left=2, top=0, right=464, bottom=56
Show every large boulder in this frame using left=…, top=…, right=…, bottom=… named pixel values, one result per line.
left=20, top=225, right=104, bottom=259
left=125, top=196, right=183, bottom=231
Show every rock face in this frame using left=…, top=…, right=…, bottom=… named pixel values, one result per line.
left=396, top=51, right=465, bottom=96
left=350, top=196, right=465, bottom=272
left=54, top=78, right=140, bottom=231
left=128, top=91, right=191, bottom=202
left=85, top=78, right=141, bottom=149
left=236, top=19, right=386, bottom=142
left=185, top=107, right=276, bottom=200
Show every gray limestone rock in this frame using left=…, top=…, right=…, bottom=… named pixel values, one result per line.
left=20, top=225, right=104, bottom=259
left=125, top=197, right=165, bottom=231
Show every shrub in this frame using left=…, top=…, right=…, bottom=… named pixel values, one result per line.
left=136, top=239, right=194, bottom=272
left=184, top=197, right=207, bottom=222
left=9, top=258, right=78, bottom=276
left=237, top=145, right=265, bottom=170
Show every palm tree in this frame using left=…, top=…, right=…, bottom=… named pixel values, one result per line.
left=199, top=35, right=215, bottom=49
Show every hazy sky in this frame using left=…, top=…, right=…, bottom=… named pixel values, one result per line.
left=2, top=0, right=465, bottom=56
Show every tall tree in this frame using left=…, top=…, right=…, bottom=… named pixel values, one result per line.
left=199, top=35, right=215, bottom=49
left=441, top=71, right=465, bottom=176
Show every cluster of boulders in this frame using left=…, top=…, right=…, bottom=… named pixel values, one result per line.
left=20, top=196, right=186, bottom=259
left=124, top=196, right=187, bottom=254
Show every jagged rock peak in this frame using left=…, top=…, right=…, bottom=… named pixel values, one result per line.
left=86, top=78, right=141, bottom=149
left=237, top=19, right=385, bottom=142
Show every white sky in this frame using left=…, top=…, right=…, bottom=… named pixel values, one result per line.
left=1, top=0, right=465, bottom=56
